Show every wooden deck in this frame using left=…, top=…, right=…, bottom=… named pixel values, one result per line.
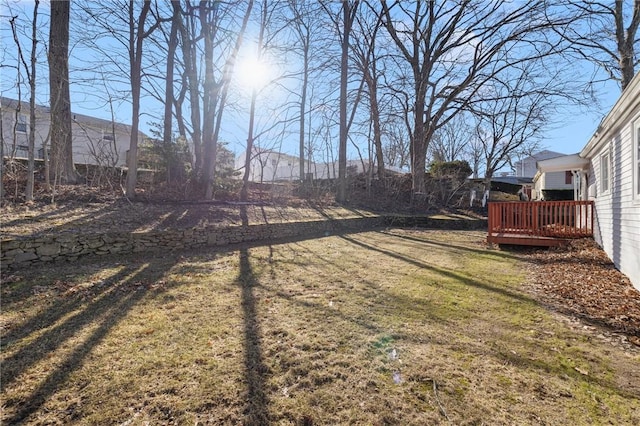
left=487, top=200, right=594, bottom=247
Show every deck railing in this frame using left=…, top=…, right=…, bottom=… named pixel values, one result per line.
left=488, top=200, right=594, bottom=240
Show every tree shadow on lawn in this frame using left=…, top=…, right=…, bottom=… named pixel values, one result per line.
left=1, top=201, right=137, bottom=238
left=335, top=233, right=638, bottom=398
left=379, top=229, right=525, bottom=261
left=1, top=257, right=180, bottom=424
left=0, top=202, right=80, bottom=233
left=237, top=205, right=270, bottom=424
left=338, top=233, right=534, bottom=304
left=0, top=200, right=246, bottom=239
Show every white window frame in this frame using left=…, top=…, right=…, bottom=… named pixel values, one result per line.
left=634, top=120, right=640, bottom=200
left=600, top=148, right=611, bottom=194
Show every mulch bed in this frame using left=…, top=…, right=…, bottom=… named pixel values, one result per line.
left=521, top=238, right=640, bottom=348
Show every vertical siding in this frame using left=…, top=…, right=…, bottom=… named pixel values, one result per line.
left=591, top=114, right=640, bottom=290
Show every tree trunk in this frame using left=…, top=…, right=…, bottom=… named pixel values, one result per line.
left=240, top=0, right=265, bottom=202
left=204, top=0, right=254, bottom=200
left=178, top=8, right=203, bottom=176
left=299, top=39, right=309, bottom=183
left=366, top=71, right=384, bottom=180
left=125, top=1, right=152, bottom=199
left=412, top=81, right=427, bottom=195
left=163, top=1, right=180, bottom=183
left=616, top=0, right=639, bottom=90
left=240, top=91, right=258, bottom=202
left=49, top=0, right=76, bottom=185
left=337, top=2, right=357, bottom=203
left=26, top=1, right=39, bottom=202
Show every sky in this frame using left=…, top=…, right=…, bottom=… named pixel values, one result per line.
left=0, top=0, right=628, bottom=167
left=542, top=81, right=621, bottom=156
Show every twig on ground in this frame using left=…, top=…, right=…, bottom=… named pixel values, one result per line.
left=430, top=378, right=450, bottom=421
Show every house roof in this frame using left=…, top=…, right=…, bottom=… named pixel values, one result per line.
left=580, top=72, right=640, bottom=158
left=515, top=150, right=566, bottom=165
left=536, top=153, right=589, bottom=173
left=1, top=96, right=143, bottom=136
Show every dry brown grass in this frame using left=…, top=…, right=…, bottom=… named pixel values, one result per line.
left=2, top=230, right=639, bottom=425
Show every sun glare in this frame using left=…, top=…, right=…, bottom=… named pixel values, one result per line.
left=236, top=56, right=272, bottom=91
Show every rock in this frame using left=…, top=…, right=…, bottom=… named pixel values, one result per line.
left=37, top=243, right=61, bottom=256
left=14, top=252, right=39, bottom=263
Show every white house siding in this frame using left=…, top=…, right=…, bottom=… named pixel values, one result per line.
left=235, top=150, right=302, bottom=182
left=543, top=171, right=572, bottom=191
left=1, top=97, right=142, bottom=168
left=69, top=115, right=137, bottom=167
left=586, top=108, right=640, bottom=290
left=236, top=150, right=373, bottom=183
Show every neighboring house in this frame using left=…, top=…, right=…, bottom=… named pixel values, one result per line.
left=236, top=147, right=378, bottom=183
left=235, top=149, right=302, bottom=182
left=513, top=150, right=565, bottom=178
left=1, top=96, right=145, bottom=168
left=534, top=73, right=640, bottom=290
left=532, top=153, right=589, bottom=200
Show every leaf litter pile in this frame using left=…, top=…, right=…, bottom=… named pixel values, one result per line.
left=523, top=238, right=640, bottom=347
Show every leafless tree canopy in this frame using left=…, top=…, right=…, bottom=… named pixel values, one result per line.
left=1, top=0, right=638, bottom=203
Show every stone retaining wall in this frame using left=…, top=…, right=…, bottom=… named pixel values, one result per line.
left=0, top=216, right=486, bottom=270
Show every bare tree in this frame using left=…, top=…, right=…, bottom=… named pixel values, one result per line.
left=162, top=1, right=180, bottom=183
left=286, top=0, right=316, bottom=183
left=240, top=0, right=267, bottom=201
left=429, top=114, right=473, bottom=163
left=558, top=0, right=640, bottom=90
left=26, top=1, right=38, bottom=201
left=204, top=1, right=254, bottom=199
left=351, top=4, right=385, bottom=179
left=382, top=119, right=410, bottom=170
left=320, top=0, right=359, bottom=202
left=49, top=0, right=77, bottom=186
left=124, top=1, right=158, bottom=198
left=378, top=1, right=571, bottom=198
left=171, top=1, right=254, bottom=199
left=9, top=3, right=39, bottom=201
left=470, top=67, right=552, bottom=188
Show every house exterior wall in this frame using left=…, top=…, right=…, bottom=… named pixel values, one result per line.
left=1, top=97, right=142, bottom=168
left=514, top=150, right=565, bottom=177
left=582, top=75, right=640, bottom=290
left=543, top=171, right=572, bottom=190
left=236, top=149, right=371, bottom=183
left=533, top=171, right=571, bottom=199
left=235, top=150, right=302, bottom=182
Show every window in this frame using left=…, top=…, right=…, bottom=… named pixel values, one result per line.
left=600, top=150, right=610, bottom=193
left=565, top=171, right=572, bottom=185
left=635, top=122, right=640, bottom=198
left=103, top=134, right=115, bottom=141
left=271, top=159, right=277, bottom=167
left=16, top=114, right=27, bottom=133
left=37, top=148, right=50, bottom=159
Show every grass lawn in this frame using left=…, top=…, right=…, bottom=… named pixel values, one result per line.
left=2, top=229, right=638, bottom=425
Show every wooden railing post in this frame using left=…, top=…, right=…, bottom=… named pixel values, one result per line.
left=486, top=200, right=594, bottom=241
